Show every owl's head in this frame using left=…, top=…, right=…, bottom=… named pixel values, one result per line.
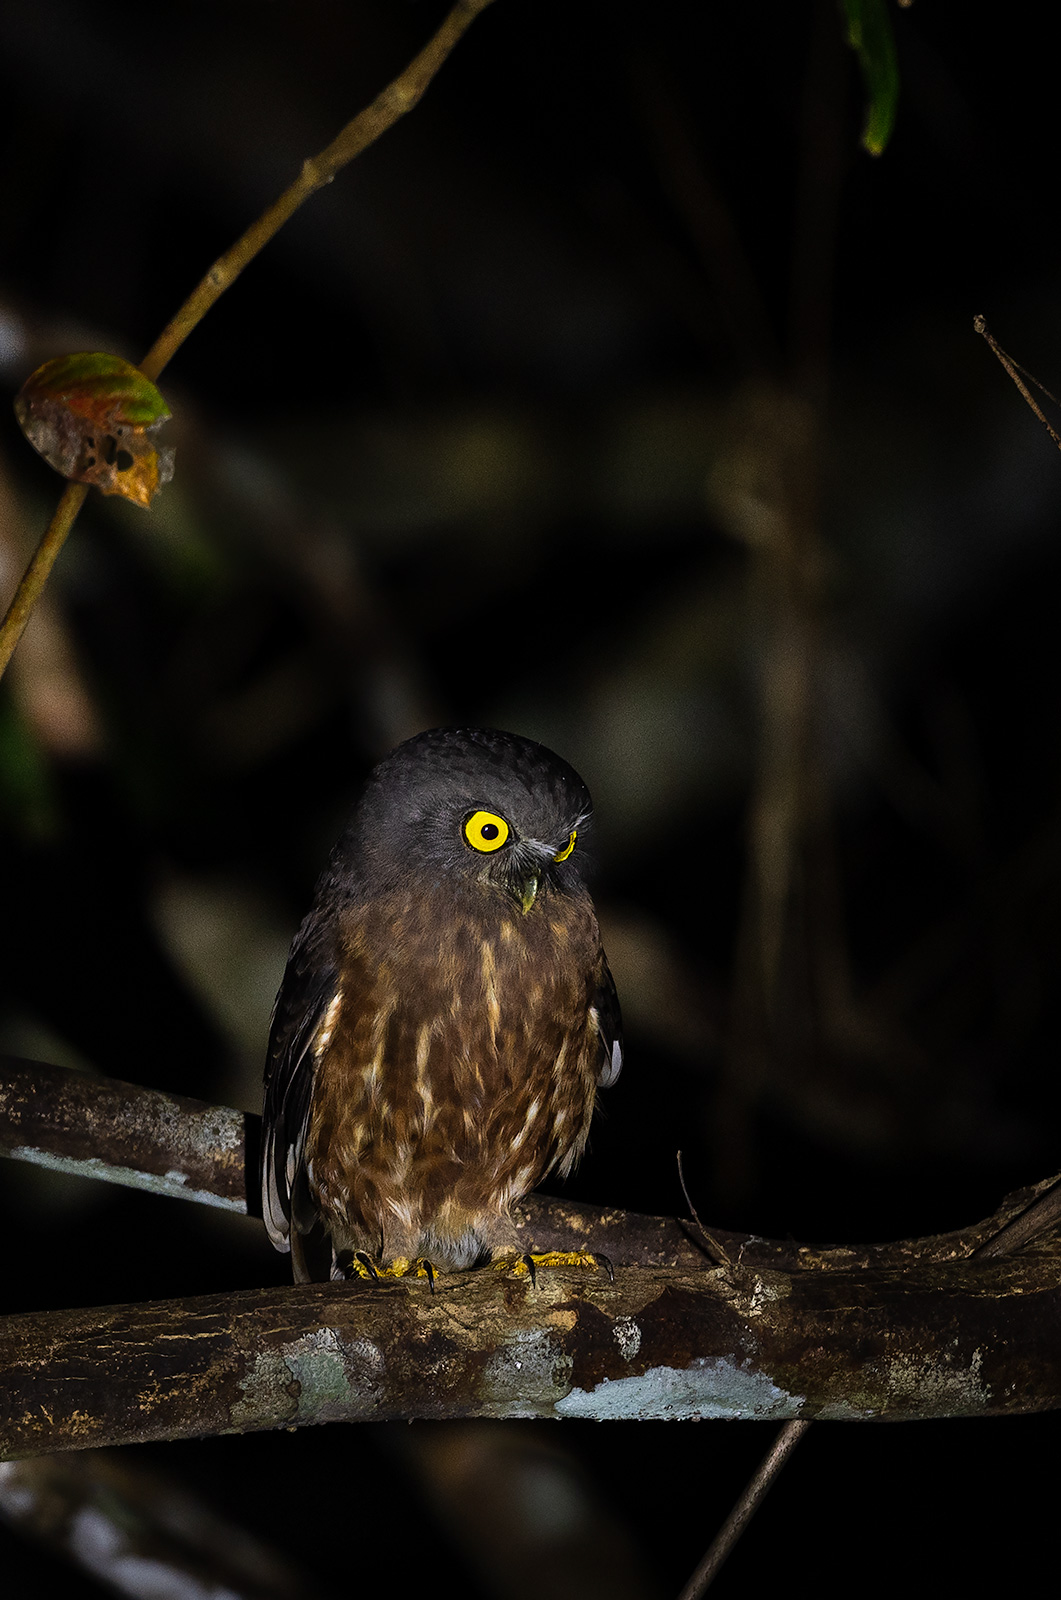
left=345, top=727, right=593, bottom=910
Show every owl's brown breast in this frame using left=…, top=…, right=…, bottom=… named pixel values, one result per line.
left=304, top=876, right=604, bottom=1267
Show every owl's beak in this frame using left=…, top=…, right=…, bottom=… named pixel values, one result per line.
left=498, top=832, right=575, bottom=914
left=516, top=875, right=539, bottom=914
left=495, top=840, right=548, bottom=914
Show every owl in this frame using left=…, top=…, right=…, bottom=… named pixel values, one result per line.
left=261, top=728, right=622, bottom=1282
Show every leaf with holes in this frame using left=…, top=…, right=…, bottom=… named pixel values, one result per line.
left=14, top=353, right=175, bottom=508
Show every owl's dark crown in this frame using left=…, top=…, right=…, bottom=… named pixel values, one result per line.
left=338, top=728, right=593, bottom=899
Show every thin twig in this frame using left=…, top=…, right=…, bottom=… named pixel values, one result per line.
left=676, top=1150, right=732, bottom=1266
left=974, top=314, right=1061, bottom=452
left=0, top=483, right=86, bottom=679
left=676, top=1420, right=811, bottom=1599
left=969, top=1174, right=1061, bottom=1259
left=0, top=0, right=496, bottom=682
left=139, top=0, right=495, bottom=380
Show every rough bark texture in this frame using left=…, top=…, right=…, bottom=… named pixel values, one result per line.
left=3, top=1056, right=1061, bottom=1457
left=3, top=1248, right=1061, bottom=1458
left=0, top=1056, right=251, bottom=1212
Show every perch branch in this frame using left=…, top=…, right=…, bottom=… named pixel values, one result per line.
left=4, top=1057, right=1061, bottom=1457
left=0, top=1056, right=251, bottom=1214
left=4, top=1248, right=1061, bottom=1459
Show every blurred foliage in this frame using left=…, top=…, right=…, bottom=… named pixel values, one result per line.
left=0, top=690, right=56, bottom=837
left=841, top=0, right=900, bottom=155
left=2, top=1, right=1061, bottom=1596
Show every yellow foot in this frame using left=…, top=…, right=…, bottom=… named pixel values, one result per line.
left=350, top=1252, right=437, bottom=1290
left=493, top=1250, right=614, bottom=1286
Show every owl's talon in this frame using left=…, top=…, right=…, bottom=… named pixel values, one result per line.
left=416, top=1257, right=437, bottom=1292
left=491, top=1251, right=535, bottom=1282
left=349, top=1252, right=437, bottom=1288
left=493, top=1249, right=610, bottom=1285
left=532, top=1249, right=613, bottom=1277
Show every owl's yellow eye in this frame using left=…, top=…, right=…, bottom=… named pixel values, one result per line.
left=464, top=810, right=510, bottom=853
left=553, top=830, right=577, bottom=863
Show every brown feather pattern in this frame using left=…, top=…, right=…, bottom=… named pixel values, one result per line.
left=305, top=876, right=605, bottom=1269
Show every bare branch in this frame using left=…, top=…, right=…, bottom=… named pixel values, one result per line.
left=677, top=1420, right=811, bottom=1600
left=4, top=1056, right=1061, bottom=1459
left=4, top=1241, right=1061, bottom=1459
left=140, top=0, right=497, bottom=382
left=0, top=1056, right=251, bottom=1213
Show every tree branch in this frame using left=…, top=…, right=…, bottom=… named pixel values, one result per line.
left=4, top=1055, right=1061, bottom=1457
left=0, top=1056, right=252, bottom=1213
left=3, top=1246, right=1061, bottom=1459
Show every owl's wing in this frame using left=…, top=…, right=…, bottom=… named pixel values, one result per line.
left=261, top=912, right=338, bottom=1254
left=592, top=952, right=624, bottom=1088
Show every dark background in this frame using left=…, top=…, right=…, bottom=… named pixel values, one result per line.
left=1, top=1, right=1059, bottom=1594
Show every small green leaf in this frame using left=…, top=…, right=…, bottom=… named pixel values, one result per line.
left=14, top=353, right=174, bottom=508
left=19, top=353, right=170, bottom=426
left=841, top=0, right=899, bottom=157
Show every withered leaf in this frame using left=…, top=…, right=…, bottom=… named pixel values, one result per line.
left=14, top=353, right=175, bottom=509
